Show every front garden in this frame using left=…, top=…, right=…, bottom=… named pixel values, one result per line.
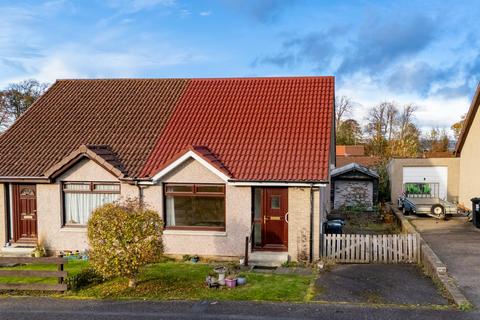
left=331, top=205, right=400, bottom=234
left=0, top=259, right=315, bottom=302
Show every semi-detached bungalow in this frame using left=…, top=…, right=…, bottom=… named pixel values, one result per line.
left=0, top=76, right=335, bottom=263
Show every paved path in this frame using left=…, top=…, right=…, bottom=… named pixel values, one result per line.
left=0, top=297, right=477, bottom=320
left=410, top=216, right=480, bottom=307
left=315, top=264, right=447, bottom=305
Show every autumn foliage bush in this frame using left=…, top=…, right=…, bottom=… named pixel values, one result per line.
left=87, top=198, right=164, bottom=288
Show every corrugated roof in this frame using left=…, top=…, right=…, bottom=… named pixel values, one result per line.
left=142, top=76, right=334, bottom=181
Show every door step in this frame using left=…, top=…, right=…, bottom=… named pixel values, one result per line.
left=0, top=246, right=34, bottom=257
left=248, top=251, right=289, bottom=267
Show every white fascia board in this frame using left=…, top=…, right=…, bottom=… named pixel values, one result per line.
left=228, top=181, right=327, bottom=187
left=151, top=151, right=230, bottom=183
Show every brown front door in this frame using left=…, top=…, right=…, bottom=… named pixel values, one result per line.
left=262, top=188, right=288, bottom=250
left=12, top=184, right=38, bottom=243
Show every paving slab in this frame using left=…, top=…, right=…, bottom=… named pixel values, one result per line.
left=410, top=216, right=480, bottom=307
left=315, top=264, right=447, bottom=305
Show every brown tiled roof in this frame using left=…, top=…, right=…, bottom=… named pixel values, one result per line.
left=142, top=77, right=334, bottom=181
left=0, top=76, right=334, bottom=182
left=43, top=144, right=127, bottom=179
left=0, top=79, right=188, bottom=178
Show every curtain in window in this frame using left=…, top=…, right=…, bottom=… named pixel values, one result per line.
left=165, top=196, right=176, bottom=226
left=64, top=193, right=119, bottom=225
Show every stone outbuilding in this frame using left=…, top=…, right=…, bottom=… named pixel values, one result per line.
left=331, top=163, right=379, bottom=210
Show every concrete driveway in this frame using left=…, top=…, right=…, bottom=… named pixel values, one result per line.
left=409, top=216, right=480, bottom=307
left=315, top=264, right=447, bottom=305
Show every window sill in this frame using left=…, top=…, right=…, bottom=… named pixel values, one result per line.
left=60, top=226, right=87, bottom=232
left=163, top=229, right=227, bottom=237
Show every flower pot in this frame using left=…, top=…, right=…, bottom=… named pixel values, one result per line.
left=225, top=278, right=237, bottom=288
left=190, top=257, right=199, bottom=263
left=236, top=277, right=247, bottom=286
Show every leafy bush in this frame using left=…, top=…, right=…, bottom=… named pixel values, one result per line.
left=87, top=198, right=164, bottom=288
left=66, top=267, right=104, bottom=291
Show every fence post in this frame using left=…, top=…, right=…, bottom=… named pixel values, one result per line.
left=57, top=254, right=64, bottom=285
left=244, top=237, right=249, bottom=266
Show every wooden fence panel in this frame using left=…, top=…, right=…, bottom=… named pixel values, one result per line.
left=323, top=233, right=418, bottom=264
left=0, top=256, right=67, bottom=292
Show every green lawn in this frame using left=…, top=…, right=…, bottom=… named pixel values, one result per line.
left=0, top=259, right=87, bottom=284
left=0, top=260, right=315, bottom=302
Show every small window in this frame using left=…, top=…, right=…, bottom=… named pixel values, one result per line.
left=165, top=185, right=194, bottom=193
left=271, top=195, right=280, bottom=209
left=93, top=183, right=120, bottom=192
left=63, top=182, right=90, bottom=191
left=195, top=185, right=224, bottom=194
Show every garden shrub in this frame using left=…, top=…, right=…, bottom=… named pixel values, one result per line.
left=66, top=267, right=105, bottom=291
left=87, top=198, right=164, bottom=288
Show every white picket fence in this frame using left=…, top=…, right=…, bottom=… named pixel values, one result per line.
left=322, top=234, right=419, bottom=263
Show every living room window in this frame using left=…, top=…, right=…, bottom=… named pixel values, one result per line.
left=164, top=183, right=225, bottom=231
left=62, top=182, right=120, bottom=226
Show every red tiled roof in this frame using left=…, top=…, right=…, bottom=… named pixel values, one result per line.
left=142, top=76, right=334, bottom=181
left=335, top=156, right=381, bottom=168
left=336, top=145, right=365, bottom=156
left=154, top=145, right=232, bottom=178
left=0, top=76, right=334, bottom=182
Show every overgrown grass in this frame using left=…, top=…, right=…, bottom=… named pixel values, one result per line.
left=335, top=209, right=400, bottom=234
left=0, top=260, right=314, bottom=302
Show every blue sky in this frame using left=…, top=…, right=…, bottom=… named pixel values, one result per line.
left=1, top=0, right=479, bottom=131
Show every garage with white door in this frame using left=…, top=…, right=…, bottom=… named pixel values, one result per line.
left=402, top=166, right=448, bottom=200
left=387, top=157, right=460, bottom=206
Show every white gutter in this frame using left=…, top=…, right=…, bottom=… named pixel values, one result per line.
left=137, top=180, right=328, bottom=187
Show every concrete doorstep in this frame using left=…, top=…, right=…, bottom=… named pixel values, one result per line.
left=390, top=204, right=472, bottom=309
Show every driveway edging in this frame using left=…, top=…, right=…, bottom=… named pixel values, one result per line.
left=389, top=204, right=471, bottom=308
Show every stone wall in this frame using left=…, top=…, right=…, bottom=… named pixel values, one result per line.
left=334, top=180, right=373, bottom=209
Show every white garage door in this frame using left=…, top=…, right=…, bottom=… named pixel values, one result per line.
left=402, top=166, right=448, bottom=200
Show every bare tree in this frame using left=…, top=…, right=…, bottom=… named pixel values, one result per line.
left=335, top=96, right=353, bottom=134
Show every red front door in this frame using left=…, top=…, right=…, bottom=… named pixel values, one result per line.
left=12, top=184, right=38, bottom=243
left=262, top=188, right=288, bottom=250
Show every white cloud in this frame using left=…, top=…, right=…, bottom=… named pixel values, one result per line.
left=337, top=72, right=471, bottom=134
left=200, top=11, right=212, bottom=16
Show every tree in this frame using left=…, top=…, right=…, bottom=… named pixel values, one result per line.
left=335, top=96, right=353, bottom=134
left=0, top=92, right=12, bottom=131
left=336, top=119, right=363, bottom=145
left=388, top=105, right=421, bottom=158
left=87, top=198, right=164, bottom=288
left=364, top=102, right=421, bottom=158
left=364, top=102, right=398, bottom=157
left=422, top=128, right=450, bottom=152
left=451, top=114, right=466, bottom=142
left=2, top=79, right=48, bottom=121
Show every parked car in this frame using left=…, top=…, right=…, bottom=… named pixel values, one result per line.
left=398, top=182, right=457, bottom=220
